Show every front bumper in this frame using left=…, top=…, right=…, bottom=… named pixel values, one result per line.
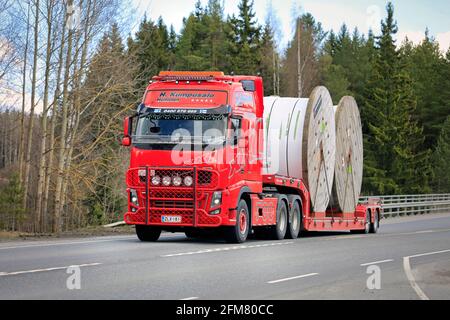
left=124, top=167, right=225, bottom=228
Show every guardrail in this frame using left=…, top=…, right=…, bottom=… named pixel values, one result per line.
left=360, top=194, right=450, bottom=218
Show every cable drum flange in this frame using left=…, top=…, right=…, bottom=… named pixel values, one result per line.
left=302, top=86, right=336, bottom=213
left=331, top=96, right=364, bottom=213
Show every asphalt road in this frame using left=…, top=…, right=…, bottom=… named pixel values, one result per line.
left=1, top=213, right=450, bottom=300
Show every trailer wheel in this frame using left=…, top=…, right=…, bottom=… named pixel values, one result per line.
left=351, top=210, right=370, bottom=235
left=136, top=225, right=161, bottom=242
left=270, top=200, right=288, bottom=240
left=370, top=210, right=379, bottom=234
left=286, top=201, right=301, bottom=239
left=224, top=200, right=249, bottom=244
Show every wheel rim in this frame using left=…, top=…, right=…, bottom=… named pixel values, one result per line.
left=239, top=209, right=247, bottom=235
left=366, top=212, right=370, bottom=232
left=292, top=209, right=299, bottom=231
left=279, top=207, right=287, bottom=232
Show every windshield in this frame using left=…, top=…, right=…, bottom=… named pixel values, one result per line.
left=133, top=114, right=228, bottom=148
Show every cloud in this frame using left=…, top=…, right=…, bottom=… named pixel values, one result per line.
left=436, top=31, right=450, bottom=53
left=396, top=30, right=450, bottom=53
left=0, top=80, right=43, bottom=115
left=397, top=30, right=426, bottom=46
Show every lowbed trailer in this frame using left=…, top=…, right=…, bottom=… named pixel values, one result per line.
left=122, top=71, right=381, bottom=243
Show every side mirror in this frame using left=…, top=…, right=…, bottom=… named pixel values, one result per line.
left=122, top=136, right=131, bottom=147
left=123, top=117, right=132, bottom=147
left=124, top=117, right=131, bottom=137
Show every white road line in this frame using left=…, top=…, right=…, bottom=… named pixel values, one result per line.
left=403, top=249, right=450, bottom=300
left=180, top=297, right=199, bottom=301
left=360, top=259, right=394, bottom=267
left=268, top=273, right=319, bottom=284
left=0, top=263, right=102, bottom=277
left=162, top=241, right=294, bottom=258
left=0, top=237, right=136, bottom=251
left=408, top=249, right=450, bottom=259
left=414, top=230, right=434, bottom=234
left=403, top=257, right=429, bottom=300
left=395, top=229, right=450, bottom=237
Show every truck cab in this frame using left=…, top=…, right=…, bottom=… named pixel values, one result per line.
left=123, top=72, right=268, bottom=243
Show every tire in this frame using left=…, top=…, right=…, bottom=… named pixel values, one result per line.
left=224, top=200, right=250, bottom=244
left=370, top=211, right=380, bottom=234
left=136, top=225, right=161, bottom=242
left=185, top=229, right=202, bottom=239
left=286, top=201, right=301, bottom=239
left=269, top=200, right=288, bottom=240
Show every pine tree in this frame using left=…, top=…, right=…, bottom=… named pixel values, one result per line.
left=228, top=0, right=262, bottom=74
left=0, top=173, right=25, bottom=231
left=402, top=31, right=449, bottom=149
left=128, top=17, right=171, bottom=87
left=432, top=116, right=450, bottom=192
left=260, top=20, right=278, bottom=95
left=175, top=2, right=211, bottom=71
left=281, top=13, right=325, bottom=97
left=362, top=2, right=431, bottom=194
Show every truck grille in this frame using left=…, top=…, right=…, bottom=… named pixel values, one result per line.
left=150, top=190, right=195, bottom=209
left=125, top=167, right=220, bottom=227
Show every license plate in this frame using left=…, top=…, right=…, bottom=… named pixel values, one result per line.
left=162, top=216, right=182, bottom=223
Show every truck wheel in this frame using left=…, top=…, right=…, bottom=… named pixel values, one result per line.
left=270, top=200, right=288, bottom=240
left=185, top=229, right=202, bottom=239
left=224, top=200, right=250, bottom=244
left=352, top=210, right=370, bottom=234
left=136, top=225, right=161, bottom=242
left=370, top=211, right=379, bottom=234
left=286, top=201, right=301, bottom=239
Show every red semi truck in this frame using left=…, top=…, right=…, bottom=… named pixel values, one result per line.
left=122, top=71, right=381, bottom=243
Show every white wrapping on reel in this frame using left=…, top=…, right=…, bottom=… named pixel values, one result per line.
left=331, top=96, right=364, bottom=213
left=263, top=86, right=336, bottom=213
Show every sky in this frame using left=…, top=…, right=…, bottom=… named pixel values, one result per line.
left=132, top=0, right=450, bottom=52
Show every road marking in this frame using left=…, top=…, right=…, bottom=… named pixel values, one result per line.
left=162, top=241, right=294, bottom=258
left=0, top=263, right=102, bottom=277
left=0, top=237, right=136, bottom=251
left=414, top=230, right=434, bottom=234
left=403, top=249, right=450, bottom=300
left=322, top=228, right=450, bottom=242
left=408, top=249, right=450, bottom=259
left=360, top=259, right=394, bottom=267
left=268, top=273, right=319, bottom=284
left=180, top=297, right=199, bottom=301
left=395, top=229, right=450, bottom=237
left=403, top=257, right=429, bottom=300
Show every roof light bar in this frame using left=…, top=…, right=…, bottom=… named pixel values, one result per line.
left=156, top=71, right=225, bottom=81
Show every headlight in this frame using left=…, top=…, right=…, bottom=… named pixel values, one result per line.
left=130, top=189, right=139, bottom=206
left=184, top=176, right=193, bottom=187
left=138, top=169, right=147, bottom=177
left=210, top=191, right=222, bottom=208
left=151, top=175, right=161, bottom=186
left=162, top=176, right=172, bottom=186
left=173, top=176, right=182, bottom=187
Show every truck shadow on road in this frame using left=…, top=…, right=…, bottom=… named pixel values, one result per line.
left=148, top=231, right=353, bottom=245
